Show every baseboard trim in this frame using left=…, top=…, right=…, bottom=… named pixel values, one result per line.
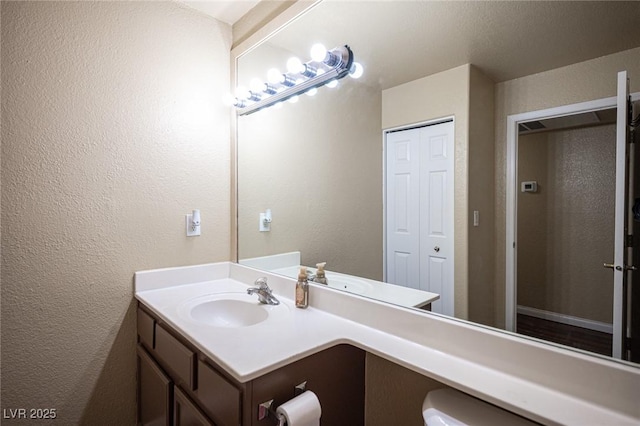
left=517, top=305, right=613, bottom=334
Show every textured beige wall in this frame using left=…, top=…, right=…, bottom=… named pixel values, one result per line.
left=494, top=47, right=640, bottom=328
left=467, top=66, right=496, bottom=326
left=1, top=2, right=231, bottom=423
left=518, top=126, right=615, bottom=323
left=237, top=67, right=383, bottom=279
left=517, top=132, right=549, bottom=315
left=382, top=64, right=470, bottom=319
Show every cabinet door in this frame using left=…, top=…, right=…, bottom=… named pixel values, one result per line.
left=196, top=360, right=242, bottom=426
left=138, top=345, right=172, bottom=426
left=174, top=386, right=214, bottom=426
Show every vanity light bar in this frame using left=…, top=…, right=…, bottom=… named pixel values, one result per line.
left=236, top=45, right=356, bottom=116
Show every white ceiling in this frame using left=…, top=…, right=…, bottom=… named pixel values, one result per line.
left=178, top=0, right=259, bottom=24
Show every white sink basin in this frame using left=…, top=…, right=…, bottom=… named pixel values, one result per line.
left=178, top=292, right=289, bottom=328
left=326, top=275, right=373, bottom=295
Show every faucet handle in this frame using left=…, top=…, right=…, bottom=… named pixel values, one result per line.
left=254, top=277, right=269, bottom=289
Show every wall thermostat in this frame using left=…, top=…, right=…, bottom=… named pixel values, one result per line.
left=521, top=181, right=538, bottom=193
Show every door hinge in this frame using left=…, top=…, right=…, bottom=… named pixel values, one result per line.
left=626, top=234, right=634, bottom=247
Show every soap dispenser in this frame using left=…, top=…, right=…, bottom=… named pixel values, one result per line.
left=295, top=266, right=309, bottom=308
left=314, top=262, right=328, bottom=285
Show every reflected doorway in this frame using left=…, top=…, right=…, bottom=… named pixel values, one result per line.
left=516, top=110, right=617, bottom=356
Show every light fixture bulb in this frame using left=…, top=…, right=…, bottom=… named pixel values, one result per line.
left=235, top=86, right=250, bottom=100
left=250, top=78, right=264, bottom=93
left=223, top=93, right=237, bottom=106
left=310, top=43, right=328, bottom=62
left=349, top=62, right=364, bottom=79
left=267, top=68, right=283, bottom=85
left=306, top=88, right=318, bottom=97
left=288, top=95, right=299, bottom=104
left=326, top=80, right=338, bottom=89
left=286, top=57, right=304, bottom=74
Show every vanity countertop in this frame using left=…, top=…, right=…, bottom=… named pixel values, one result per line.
left=269, top=265, right=439, bottom=308
left=135, top=262, right=640, bottom=426
left=135, top=275, right=350, bottom=379
left=239, top=251, right=439, bottom=308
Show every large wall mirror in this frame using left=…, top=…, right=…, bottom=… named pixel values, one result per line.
left=234, top=0, right=640, bottom=365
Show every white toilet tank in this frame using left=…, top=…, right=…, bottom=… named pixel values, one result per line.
left=422, top=389, right=537, bottom=426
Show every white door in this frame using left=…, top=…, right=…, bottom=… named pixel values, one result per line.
left=610, top=70, right=631, bottom=359
left=385, top=128, right=421, bottom=290
left=385, top=120, right=455, bottom=315
left=419, top=122, right=455, bottom=315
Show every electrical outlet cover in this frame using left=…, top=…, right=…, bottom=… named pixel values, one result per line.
left=186, top=214, right=201, bottom=237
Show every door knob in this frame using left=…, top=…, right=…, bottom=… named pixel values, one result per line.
left=603, top=263, right=623, bottom=271
left=434, top=246, right=440, bottom=252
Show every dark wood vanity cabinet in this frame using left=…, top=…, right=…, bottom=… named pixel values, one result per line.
left=137, top=344, right=172, bottom=425
left=137, top=304, right=365, bottom=426
left=174, top=386, right=214, bottom=426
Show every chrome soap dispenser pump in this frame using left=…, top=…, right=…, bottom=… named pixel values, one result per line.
left=295, top=266, right=309, bottom=308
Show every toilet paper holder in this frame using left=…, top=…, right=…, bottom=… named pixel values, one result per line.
left=258, top=381, right=308, bottom=421
left=294, top=381, right=307, bottom=396
left=258, top=399, right=275, bottom=422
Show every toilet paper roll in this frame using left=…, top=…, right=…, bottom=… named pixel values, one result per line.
left=275, top=390, right=322, bottom=426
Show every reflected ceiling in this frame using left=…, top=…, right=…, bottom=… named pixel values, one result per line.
left=263, top=1, right=640, bottom=89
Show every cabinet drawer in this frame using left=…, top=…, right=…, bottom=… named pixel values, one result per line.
left=197, top=360, right=241, bottom=426
left=137, top=308, right=155, bottom=350
left=155, top=324, right=195, bottom=390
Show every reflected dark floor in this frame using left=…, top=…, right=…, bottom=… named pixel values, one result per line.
left=517, top=314, right=612, bottom=357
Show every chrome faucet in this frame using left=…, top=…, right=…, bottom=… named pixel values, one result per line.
left=247, top=277, right=280, bottom=305
left=307, top=263, right=328, bottom=285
